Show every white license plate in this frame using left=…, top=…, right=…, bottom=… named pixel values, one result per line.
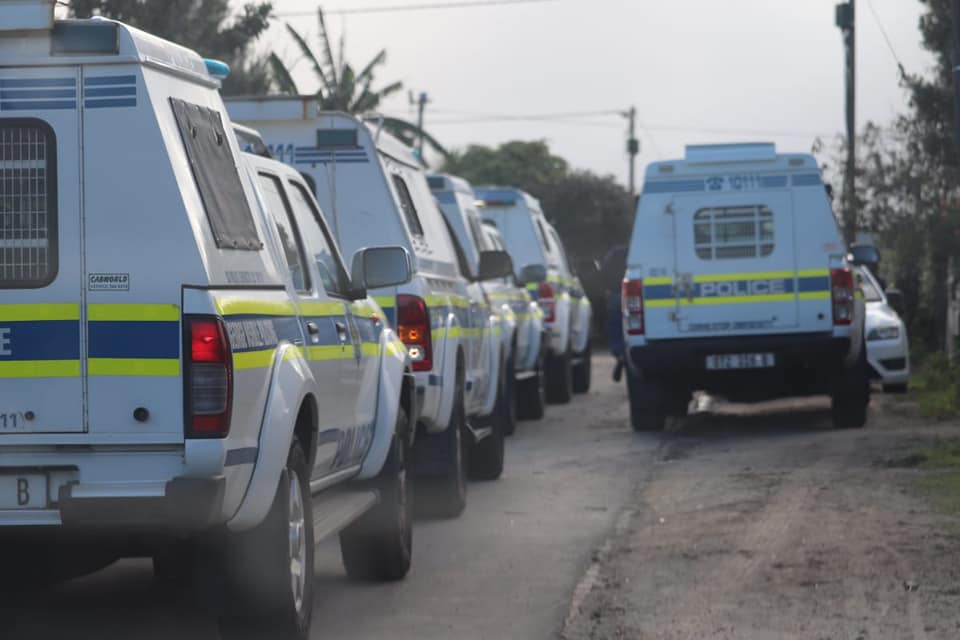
left=705, top=353, right=776, bottom=370
left=0, top=474, right=47, bottom=509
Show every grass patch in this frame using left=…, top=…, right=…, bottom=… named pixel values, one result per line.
left=912, top=353, right=960, bottom=419
left=914, top=439, right=960, bottom=514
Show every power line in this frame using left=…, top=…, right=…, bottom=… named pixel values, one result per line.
left=864, top=0, right=908, bottom=81
left=274, top=0, right=558, bottom=18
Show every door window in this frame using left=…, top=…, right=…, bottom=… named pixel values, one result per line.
left=286, top=180, right=349, bottom=296
left=694, top=205, right=774, bottom=260
left=258, top=173, right=310, bottom=293
left=0, top=120, right=57, bottom=288
left=391, top=174, right=425, bottom=237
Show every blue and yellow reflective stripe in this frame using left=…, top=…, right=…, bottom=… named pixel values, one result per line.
left=88, top=303, right=179, bottom=321
left=297, top=301, right=344, bottom=317
left=0, top=360, right=81, bottom=378
left=215, top=299, right=296, bottom=317
left=87, top=303, right=180, bottom=377
left=0, top=303, right=79, bottom=321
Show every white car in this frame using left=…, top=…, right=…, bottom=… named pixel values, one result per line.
left=858, top=267, right=910, bottom=392
left=0, top=11, right=416, bottom=639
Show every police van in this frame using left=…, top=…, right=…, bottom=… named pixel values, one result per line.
left=429, top=174, right=547, bottom=424
left=474, top=187, right=593, bottom=404
left=225, top=99, right=514, bottom=515
left=0, top=7, right=417, bottom=638
left=622, top=143, right=868, bottom=430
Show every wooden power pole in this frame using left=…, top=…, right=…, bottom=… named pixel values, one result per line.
left=837, top=1, right=857, bottom=245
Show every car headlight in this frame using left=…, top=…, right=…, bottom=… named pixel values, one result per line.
left=868, top=326, right=900, bottom=341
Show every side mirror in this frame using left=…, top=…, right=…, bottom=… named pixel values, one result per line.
left=349, top=246, right=412, bottom=298
left=518, top=263, right=547, bottom=286
left=885, top=288, right=904, bottom=314
left=477, top=250, right=514, bottom=281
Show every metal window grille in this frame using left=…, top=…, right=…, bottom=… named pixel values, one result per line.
left=694, top=205, right=774, bottom=260
left=0, top=121, right=56, bottom=287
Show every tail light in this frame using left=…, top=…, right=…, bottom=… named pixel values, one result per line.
left=398, top=294, right=433, bottom=372
left=831, top=268, right=854, bottom=326
left=622, top=278, right=645, bottom=335
left=538, top=281, right=556, bottom=323
left=184, top=316, right=233, bottom=438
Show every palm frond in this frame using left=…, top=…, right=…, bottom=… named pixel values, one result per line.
left=316, top=8, right=339, bottom=87
left=376, top=80, right=404, bottom=101
left=284, top=23, right=331, bottom=94
left=267, top=52, right=300, bottom=95
left=356, top=49, right=387, bottom=85
left=339, top=64, right=356, bottom=110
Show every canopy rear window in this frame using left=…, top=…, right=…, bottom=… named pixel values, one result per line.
left=171, top=98, right=261, bottom=250
left=0, top=120, right=57, bottom=288
left=694, top=205, right=774, bottom=260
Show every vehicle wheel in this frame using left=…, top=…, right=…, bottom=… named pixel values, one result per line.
left=831, top=347, right=870, bottom=429
left=340, top=407, right=413, bottom=582
left=572, top=340, right=592, bottom=394
left=627, top=367, right=665, bottom=432
left=217, top=438, right=314, bottom=640
left=418, top=378, right=468, bottom=518
left=517, top=348, right=546, bottom=421
left=501, top=352, right=518, bottom=436
left=545, top=349, right=573, bottom=404
left=883, top=382, right=908, bottom=394
left=470, top=358, right=507, bottom=481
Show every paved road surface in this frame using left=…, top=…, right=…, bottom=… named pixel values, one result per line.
left=6, top=357, right=960, bottom=639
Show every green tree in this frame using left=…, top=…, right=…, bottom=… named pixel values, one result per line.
left=69, top=0, right=274, bottom=96
left=442, top=140, right=631, bottom=263
left=271, top=9, right=447, bottom=159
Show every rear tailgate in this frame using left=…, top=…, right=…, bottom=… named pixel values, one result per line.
left=671, top=190, right=799, bottom=336
left=0, top=66, right=85, bottom=433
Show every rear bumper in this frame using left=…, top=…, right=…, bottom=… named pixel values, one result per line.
left=629, top=332, right=852, bottom=394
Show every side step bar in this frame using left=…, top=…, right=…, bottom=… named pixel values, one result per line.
left=312, top=488, right=379, bottom=545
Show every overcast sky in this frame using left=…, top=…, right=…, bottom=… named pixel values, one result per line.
left=258, top=0, right=933, bottom=187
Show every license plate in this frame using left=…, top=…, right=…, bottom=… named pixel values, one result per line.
left=705, top=353, right=775, bottom=370
left=0, top=474, right=47, bottom=509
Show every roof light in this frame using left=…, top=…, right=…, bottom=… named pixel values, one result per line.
left=204, top=59, right=230, bottom=81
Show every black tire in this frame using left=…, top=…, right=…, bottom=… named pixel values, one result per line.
left=470, top=357, right=507, bottom=481
left=572, top=340, right=592, bottom=394
left=501, top=352, right=518, bottom=436
left=216, top=438, right=314, bottom=640
left=831, top=346, right=870, bottom=429
left=517, top=348, right=546, bottom=421
left=545, top=349, right=573, bottom=404
left=340, top=407, right=413, bottom=582
left=418, top=371, right=468, bottom=518
left=883, top=382, right=908, bottom=394
left=627, top=367, right=666, bottom=432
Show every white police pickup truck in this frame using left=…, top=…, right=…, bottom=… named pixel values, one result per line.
left=622, top=143, right=869, bottom=431
left=225, top=99, right=514, bottom=515
left=0, top=8, right=416, bottom=638
left=475, top=187, right=593, bottom=404
left=429, top=174, right=547, bottom=424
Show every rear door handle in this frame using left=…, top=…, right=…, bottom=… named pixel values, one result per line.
left=306, top=321, right=320, bottom=335
left=335, top=321, right=348, bottom=342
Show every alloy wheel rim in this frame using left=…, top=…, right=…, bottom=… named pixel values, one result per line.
left=288, top=469, right=307, bottom=615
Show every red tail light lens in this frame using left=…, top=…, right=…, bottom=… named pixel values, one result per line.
left=622, top=278, right=645, bottom=335
left=538, top=281, right=556, bottom=323
left=398, top=294, right=433, bottom=372
left=831, top=268, right=854, bottom=326
left=185, top=316, right=232, bottom=437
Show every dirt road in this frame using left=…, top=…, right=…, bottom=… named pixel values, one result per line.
left=563, top=395, right=960, bottom=640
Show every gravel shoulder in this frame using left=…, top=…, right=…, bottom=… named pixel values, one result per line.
left=563, top=393, right=960, bottom=640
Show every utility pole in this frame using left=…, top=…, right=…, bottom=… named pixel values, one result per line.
left=948, top=0, right=960, bottom=361
left=622, top=106, right=639, bottom=198
left=410, top=91, right=429, bottom=162
left=836, top=1, right=856, bottom=245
